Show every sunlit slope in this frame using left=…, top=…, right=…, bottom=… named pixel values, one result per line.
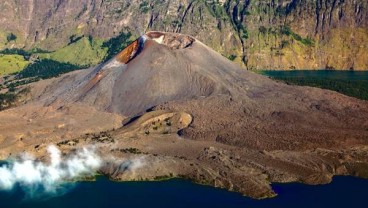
left=38, top=37, right=107, bottom=67
left=0, top=54, right=29, bottom=75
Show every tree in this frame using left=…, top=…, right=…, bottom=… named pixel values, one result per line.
left=7, top=33, right=17, bottom=42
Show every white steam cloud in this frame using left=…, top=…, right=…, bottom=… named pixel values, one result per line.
left=0, top=145, right=102, bottom=198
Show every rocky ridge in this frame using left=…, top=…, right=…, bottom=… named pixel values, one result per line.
left=0, top=0, right=367, bottom=70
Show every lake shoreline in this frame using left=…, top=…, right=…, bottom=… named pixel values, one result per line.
left=1, top=175, right=367, bottom=208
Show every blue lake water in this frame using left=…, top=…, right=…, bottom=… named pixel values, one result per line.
left=259, top=70, right=368, bottom=100
left=0, top=176, right=367, bottom=208
left=259, top=70, right=368, bottom=81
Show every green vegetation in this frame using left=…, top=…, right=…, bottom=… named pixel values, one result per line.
left=227, top=54, right=237, bottom=61
left=0, top=31, right=133, bottom=91
left=205, top=0, right=228, bottom=19
left=121, top=148, right=142, bottom=154
left=259, top=26, right=267, bottom=35
left=89, top=131, right=115, bottom=143
left=0, top=31, right=8, bottom=48
left=154, top=174, right=174, bottom=181
left=280, top=40, right=290, bottom=48
left=0, top=92, right=16, bottom=110
left=139, top=1, right=150, bottom=13
left=18, top=59, right=81, bottom=79
left=0, top=48, right=49, bottom=57
left=270, top=77, right=368, bottom=101
left=6, top=33, right=17, bottom=42
left=4, top=77, right=40, bottom=90
left=38, top=36, right=107, bottom=67
left=57, top=139, right=80, bottom=147
left=0, top=87, right=29, bottom=111
left=0, top=31, right=132, bottom=75
left=111, top=148, right=146, bottom=154
left=0, top=48, right=31, bottom=57
left=280, top=26, right=314, bottom=46
left=0, top=54, right=29, bottom=75
left=275, top=2, right=298, bottom=16
left=171, top=19, right=182, bottom=28
left=239, top=25, right=249, bottom=39
left=102, top=31, right=133, bottom=61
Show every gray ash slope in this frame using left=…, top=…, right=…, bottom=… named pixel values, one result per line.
left=33, top=32, right=273, bottom=117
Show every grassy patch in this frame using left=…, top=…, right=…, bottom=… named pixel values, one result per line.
left=38, top=36, right=107, bottom=67
left=0, top=54, right=29, bottom=75
left=0, top=31, right=8, bottom=48
left=280, top=26, right=314, bottom=46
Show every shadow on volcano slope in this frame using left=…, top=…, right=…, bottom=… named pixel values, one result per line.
left=0, top=32, right=367, bottom=199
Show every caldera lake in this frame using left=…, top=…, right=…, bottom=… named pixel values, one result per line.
left=259, top=70, right=368, bottom=81
left=259, top=70, right=368, bottom=100
left=0, top=176, right=367, bottom=208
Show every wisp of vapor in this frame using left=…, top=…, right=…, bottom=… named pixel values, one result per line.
left=0, top=145, right=101, bottom=197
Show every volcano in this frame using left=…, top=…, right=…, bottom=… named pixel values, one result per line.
left=36, top=31, right=257, bottom=117
left=0, top=32, right=368, bottom=198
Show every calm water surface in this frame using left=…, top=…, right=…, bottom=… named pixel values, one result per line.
left=259, top=70, right=368, bottom=81
left=0, top=176, right=367, bottom=208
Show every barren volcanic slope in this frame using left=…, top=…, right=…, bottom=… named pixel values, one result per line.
left=1, top=32, right=368, bottom=198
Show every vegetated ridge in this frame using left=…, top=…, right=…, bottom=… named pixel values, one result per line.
left=0, top=0, right=367, bottom=70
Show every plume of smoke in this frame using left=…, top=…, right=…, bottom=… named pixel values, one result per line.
left=0, top=145, right=102, bottom=198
